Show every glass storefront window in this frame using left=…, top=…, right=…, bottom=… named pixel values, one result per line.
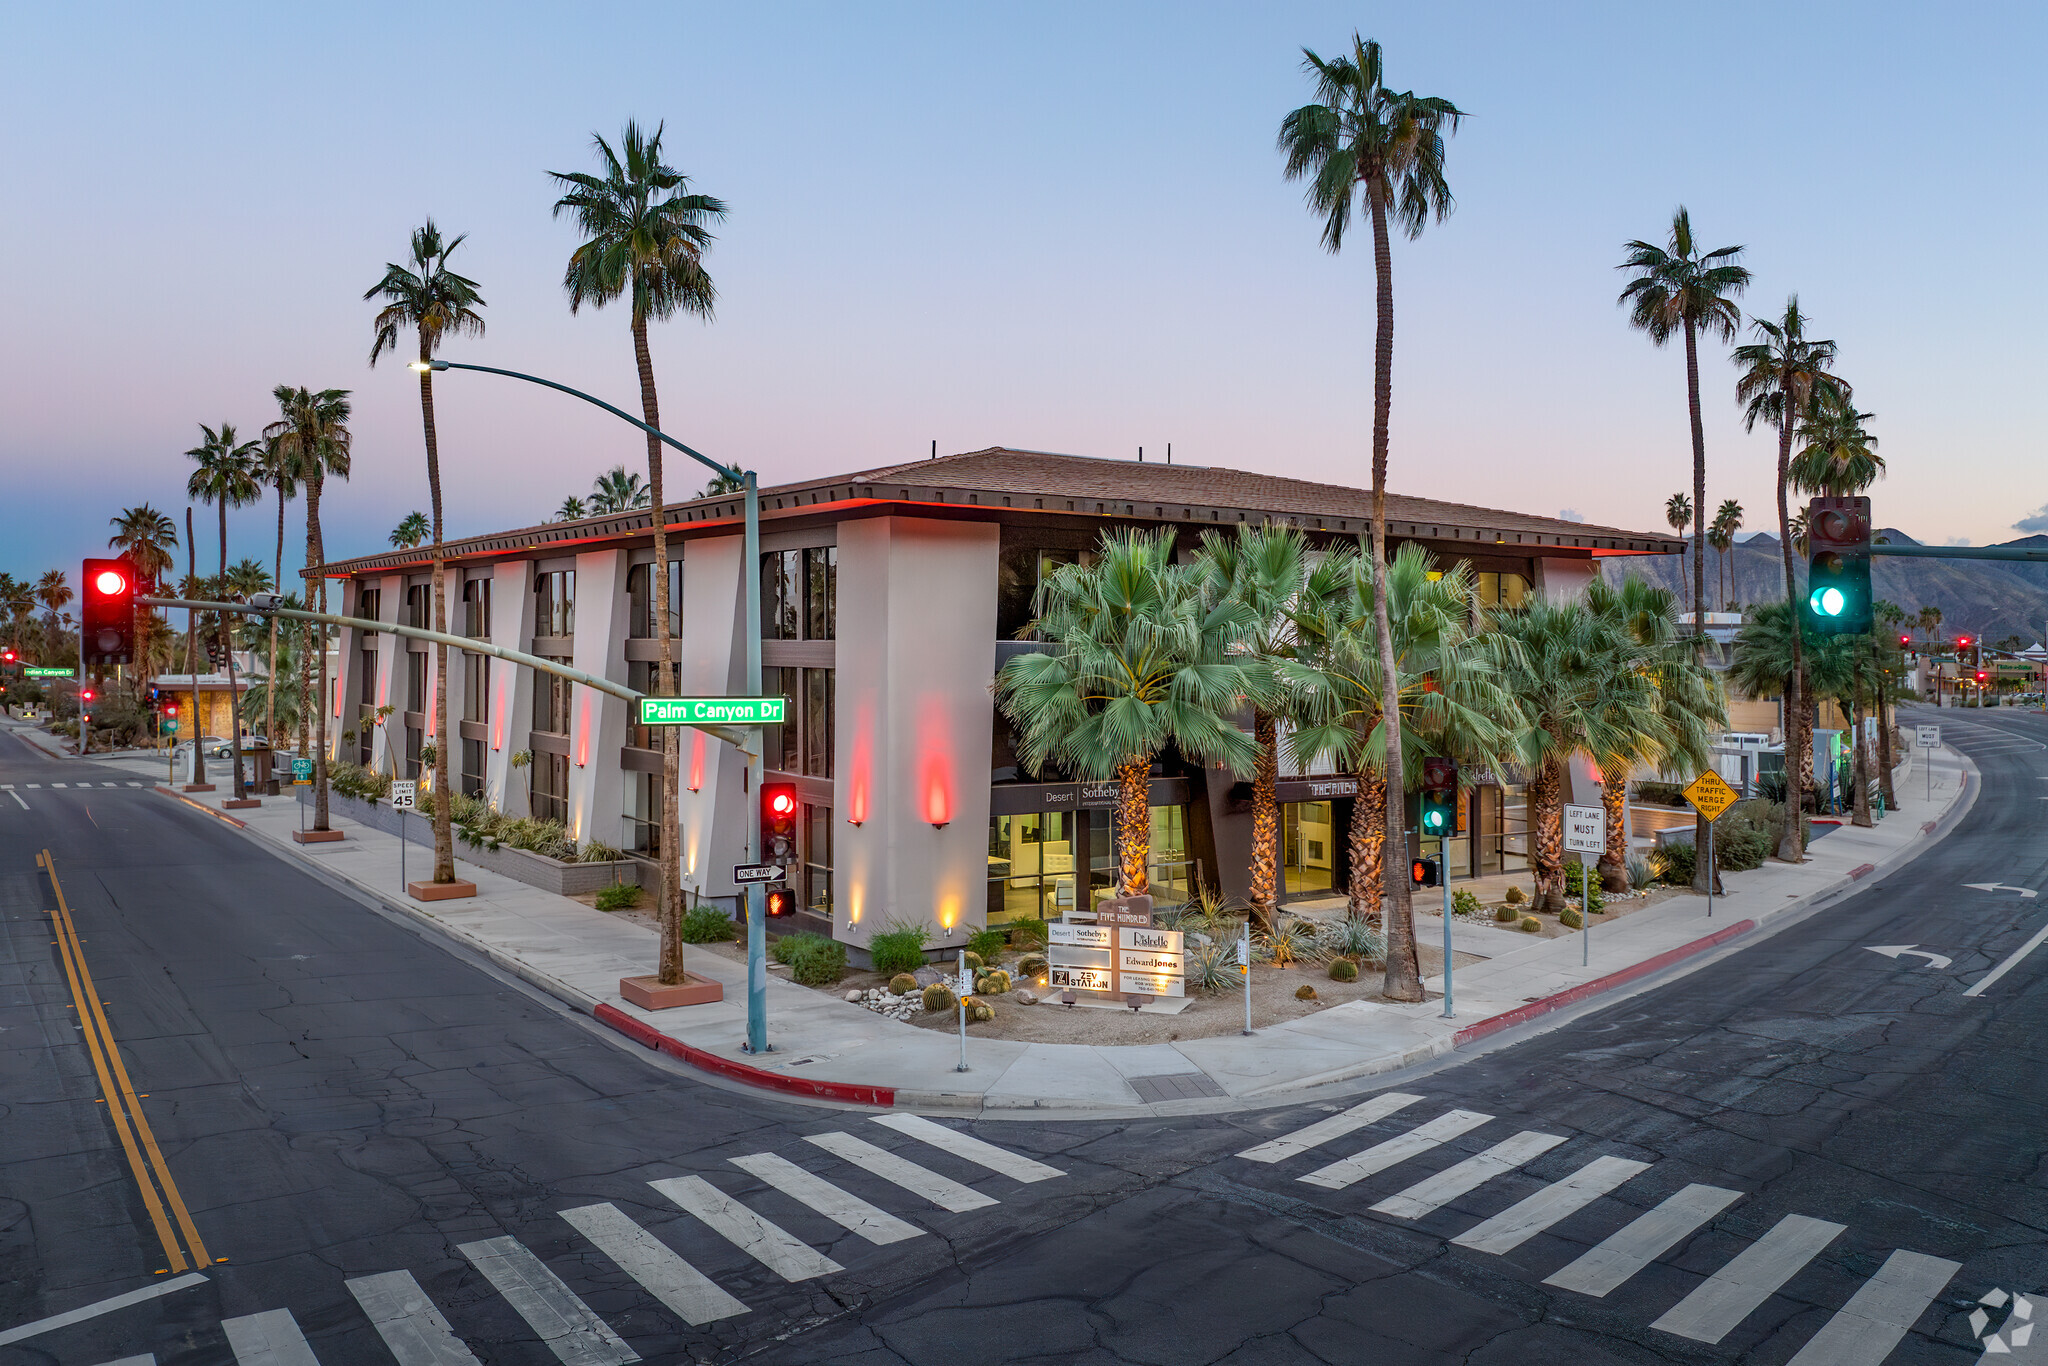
left=803, top=804, right=833, bottom=915
left=623, top=771, right=660, bottom=856
left=1282, top=801, right=1337, bottom=896
left=986, top=812, right=1077, bottom=924
left=1477, top=571, right=1531, bottom=610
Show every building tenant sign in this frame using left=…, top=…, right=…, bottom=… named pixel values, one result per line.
left=1045, top=921, right=1185, bottom=996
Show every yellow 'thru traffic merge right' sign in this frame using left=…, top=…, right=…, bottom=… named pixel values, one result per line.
left=1683, top=770, right=1739, bottom=821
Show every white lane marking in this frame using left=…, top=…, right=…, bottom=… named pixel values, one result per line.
left=26, top=783, right=39, bottom=789
left=730, top=1153, right=923, bottom=1245
left=805, top=1131, right=998, bottom=1212
left=50, top=783, right=64, bottom=788
left=103, top=781, right=118, bottom=787
left=0, top=1272, right=208, bottom=1347
left=1650, top=1213, right=1845, bottom=1343
left=1964, top=883, right=2038, bottom=898
left=871, top=1114, right=1065, bottom=1183
left=345, top=1270, right=482, bottom=1366
left=1299, top=1110, right=1492, bottom=1191
left=651, top=1176, right=842, bottom=1281
left=1864, top=945, right=1954, bottom=969
left=90, top=1357, right=154, bottom=1366
left=558, top=1202, right=746, bottom=1326
left=1452, top=1155, right=1652, bottom=1255
left=1544, top=1184, right=1743, bottom=1297
left=1784, top=1249, right=1959, bottom=1366
left=222, top=1308, right=322, bottom=1366
left=0, top=783, right=10, bottom=788
left=1964, top=920, right=2048, bottom=998
left=1370, top=1130, right=1567, bottom=1220
left=8, top=792, right=24, bottom=809
left=1237, top=1092, right=1424, bottom=1163
left=456, top=1236, right=637, bottom=1365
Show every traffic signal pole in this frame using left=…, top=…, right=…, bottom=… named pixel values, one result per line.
left=742, top=471, right=768, bottom=1056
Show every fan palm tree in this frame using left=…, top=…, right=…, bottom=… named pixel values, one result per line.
left=240, top=612, right=306, bottom=744
left=1791, top=391, right=1883, bottom=499
left=35, top=569, right=72, bottom=629
left=589, top=465, right=652, bottom=513
left=1285, top=544, right=1517, bottom=991
left=700, top=470, right=744, bottom=498
left=1193, top=524, right=1308, bottom=930
left=252, top=436, right=299, bottom=748
left=389, top=512, right=430, bottom=549
left=265, top=386, right=352, bottom=832
left=0, top=574, right=33, bottom=660
left=1917, top=605, right=1942, bottom=650
left=368, top=218, right=486, bottom=888
left=555, top=496, right=587, bottom=522
left=108, top=505, right=178, bottom=587
left=1735, top=296, right=1849, bottom=857
left=552, top=119, right=726, bottom=984
left=1713, top=499, right=1744, bottom=610
left=997, top=531, right=1259, bottom=899
left=1788, top=510, right=1810, bottom=558
left=1664, top=491, right=1693, bottom=605
left=1279, top=36, right=1464, bottom=1001
left=187, top=422, right=263, bottom=795
left=1618, top=209, right=1750, bottom=646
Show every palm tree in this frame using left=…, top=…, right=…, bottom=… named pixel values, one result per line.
left=552, top=119, right=726, bottom=985
left=1713, top=499, right=1744, bottom=609
left=187, top=422, right=263, bottom=795
left=368, top=218, right=487, bottom=888
left=1665, top=491, right=1693, bottom=605
left=389, top=512, right=430, bottom=549
left=1285, top=544, right=1517, bottom=984
left=108, top=505, right=179, bottom=587
left=1193, top=524, right=1308, bottom=930
left=35, top=569, right=72, bottom=630
left=555, top=495, right=588, bottom=522
left=1918, top=604, right=1942, bottom=650
left=589, top=465, right=652, bottom=513
left=253, top=436, right=299, bottom=749
left=1618, top=209, right=1751, bottom=644
left=700, top=470, right=744, bottom=497
left=1788, top=509, right=1810, bottom=558
left=1734, top=296, right=1848, bottom=857
left=265, top=386, right=352, bottom=832
left=0, top=574, right=33, bottom=661
left=997, top=531, right=1258, bottom=899
left=1791, top=391, right=1883, bottom=499
left=1279, top=36, right=1464, bottom=1003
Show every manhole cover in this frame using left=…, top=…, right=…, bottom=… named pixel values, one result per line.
left=1128, top=1073, right=1226, bottom=1103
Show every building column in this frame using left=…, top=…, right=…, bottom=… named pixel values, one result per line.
left=673, top=534, right=748, bottom=912
left=485, top=560, right=537, bottom=814
left=567, top=549, right=630, bottom=851
left=367, top=574, right=402, bottom=774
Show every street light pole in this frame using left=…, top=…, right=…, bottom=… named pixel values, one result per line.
left=411, top=359, right=769, bottom=1052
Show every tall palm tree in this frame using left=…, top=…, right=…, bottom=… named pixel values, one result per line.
left=1871, top=599, right=1906, bottom=810
left=552, top=119, right=726, bottom=984
left=108, top=505, right=179, bottom=587
left=997, top=531, right=1258, bottom=899
left=0, top=574, right=33, bottom=661
left=589, top=465, right=652, bottom=513
left=368, top=218, right=487, bottom=888
left=1279, top=36, right=1464, bottom=1003
left=35, top=569, right=72, bottom=630
left=1665, top=491, right=1693, bottom=607
left=187, top=422, right=263, bottom=796
left=1193, top=524, right=1308, bottom=930
left=1735, top=296, right=1848, bottom=858
left=1791, top=391, right=1883, bottom=499
left=1618, top=209, right=1750, bottom=641
left=1918, top=604, right=1942, bottom=650
left=265, top=386, right=352, bottom=831
left=389, top=512, right=430, bottom=549
left=253, top=436, right=299, bottom=748
left=1713, top=499, right=1744, bottom=609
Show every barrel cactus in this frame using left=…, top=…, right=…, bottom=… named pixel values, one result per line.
left=889, top=973, right=919, bottom=996
left=1328, top=959, right=1359, bottom=983
left=922, top=983, right=955, bottom=1013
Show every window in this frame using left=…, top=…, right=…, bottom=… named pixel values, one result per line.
left=405, top=583, right=429, bottom=629
left=356, top=646, right=377, bottom=766
left=531, top=658, right=571, bottom=735
left=986, top=812, right=1077, bottom=925
left=805, top=547, right=835, bottom=640
left=359, top=588, right=381, bottom=633
left=1476, top=571, right=1531, bottom=610
left=404, top=724, right=423, bottom=781
left=464, top=655, right=489, bottom=725
left=405, top=651, right=426, bottom=713
left=626, top=561, right=681, bottom=639
left=624, top=771, right=661, bottom=856
left=804, top=669, right=833, bottom=778
left=534, top=569, right=575, bottom=638
left=1281, top=801, right=1334, bottom=896
left=763, top=666, right=833, bottom=777
left=995, top=547, right=1092, bottom=638
left=761, top=547, right=835, bottom=641
left=530, top=751, right=569, bottom=824
left=627, top=660, right=660, bottom=750
left=803, top=804, right=832, bottom=915
left=462, top=578, right=491, bottom=639
left=461, top=737, right=486, bottom=798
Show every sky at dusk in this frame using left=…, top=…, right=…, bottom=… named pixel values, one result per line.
left=4, top=2, right=2045, bottom=590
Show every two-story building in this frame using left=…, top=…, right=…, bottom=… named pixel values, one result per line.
left=311, top=446, right=1679, bottom=948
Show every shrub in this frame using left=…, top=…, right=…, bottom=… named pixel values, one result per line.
left=594, top=883, right=642, bottom=912
left=1257, top=919, right=1325, bottom=967
left=580, top=839, right=623, bottom=864
left=966, top=928, right=1006, bottom=962
left=787, top=935, right=848, bottom=986
left=869, top=921, right=932, bottom=976
left=1626, top=854, right=1655, bottom=890
left=1006, top=918, right=1049, bottom=950
left=1503, top=885, right=1526, bottom=905
left=1185, top=941, right=1239, bottom=993
left=1294, top=984, right=1319, bottom=1001
left=922, top=982, right=955, bottom=1013
left=1015, top=953, right=1048, bottom=979
left=1560, top=905, right=1583, bottom=930
left=1495, top=903, right=1521, bottom=923
left=1654, top=840, right=1697, bottom=886
left=771, top=932, right=828, bottom=966
left=1564, top=864, right=1605, bottom=914
left=1317, top=917, right=1385, bottom=964
left=681, top=904, right=737, bottom=943
left=888, top=973, right=920, bottom=995
left=1519, top=916, right=1542, bottom=933
left=1451, top=888, right=1482, bottom=917
left=1328, top=958, right=1359, bottom=983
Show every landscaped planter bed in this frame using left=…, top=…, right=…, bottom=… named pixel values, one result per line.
left=296, top=789, right=644, bottom=896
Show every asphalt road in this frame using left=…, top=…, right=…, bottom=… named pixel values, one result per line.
left=3, top=706, right=2046, bottom=1365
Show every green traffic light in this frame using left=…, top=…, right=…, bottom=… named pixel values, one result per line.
left=1809, top=586, right=1846, bottom=617
left=1422, top=811, right=1445, bottom=831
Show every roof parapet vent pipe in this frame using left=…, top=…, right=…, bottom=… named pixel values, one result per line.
left=931, top=439, right=936, bottom=461
left=1138, top=446, right=1143, bottom=462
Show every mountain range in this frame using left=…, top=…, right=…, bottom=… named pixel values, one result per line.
left=1612, top=529, right=2048, bottom=646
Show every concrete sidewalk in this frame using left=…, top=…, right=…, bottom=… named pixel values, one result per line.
left=7, top=720, right=1974, bottom=1116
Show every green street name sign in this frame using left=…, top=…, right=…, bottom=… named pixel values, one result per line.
left=638, top=696, right=786, bottom=727
left=24, top=667, right=73, bottom=677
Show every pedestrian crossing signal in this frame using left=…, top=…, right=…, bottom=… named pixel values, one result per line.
left=1411, top=857, right=1440, bottom=888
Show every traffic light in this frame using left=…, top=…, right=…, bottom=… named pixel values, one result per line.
left=761, top=781, right=798, bottom=867
left=80, top=558, right=137, bottom=666
left=79, top=684, right=97, bottom=708
left=1, top=647, right=15, bottom=665
left=1419, top=757, right=1457, bottom=841
left=1976, top=671, right=1989, bottom=686
left=765, top=888, right=795, bottom=918
left=1410, top=856, right=1440, bottom=888
left=1803, top=496, right=1872, bottom=635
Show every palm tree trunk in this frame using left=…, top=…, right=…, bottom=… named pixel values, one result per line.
left=186, top=507, right=205, bottom=787
left=1598, top=772, right=1628, bottom=893
left=1529, top=756, right=1565, bottom=912
left=1248, top=708, right=1279, bottom=932
left=1876, top=642, right=1898, bottom=809
left=1347, top=759, right=1385, bottom=922
left=633, top=314, right=686, bottom=986
left=1367, top=190, right=1421, bottom=1003
left=1684, top=319, right=1714, bottom=884
left=1850, top=672, right=1873, bottom=827
left=219, top=500, right=250, bottom=796
left=419, top=333, right=456, bottom=884
left=1115, top=755, right=1152, bottom=896
left=310, top=471, right=331, bottom=832
left=267, top=486, right=284, bottom=745
left=1775, top=402, right=1805, bottom=862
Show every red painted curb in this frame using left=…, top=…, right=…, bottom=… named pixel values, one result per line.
left=1848, top=863, right=1877, bottom=880
left=1454, top=918, right=1758, bottom=1047
left=154, top=786, right=248, bottom=828
left=592, top=1002, right=896, bottom=1107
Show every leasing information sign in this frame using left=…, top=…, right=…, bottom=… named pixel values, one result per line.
left=638, top=696, right=786, bottom=727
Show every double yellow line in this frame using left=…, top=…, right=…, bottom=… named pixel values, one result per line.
left=38, top=848, right=212, bottom=1274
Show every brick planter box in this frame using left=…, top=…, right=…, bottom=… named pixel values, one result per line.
left=297, top=790, right=644, bottom=897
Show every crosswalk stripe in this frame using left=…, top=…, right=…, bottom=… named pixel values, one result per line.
left=1451, top=1155, right=1651, bottom=1255
left=51, top=783, right=65, bottom=788
left=651, top=1175, right=843, bottom=1281
left=1783, top=1248, right=1959, bottom=1366
left=91, top=1357, right=155, bottom=1366
left=731, top=1153, right=923, bottom=1245
left=223, top=1308, right=322, bottom=1365
left=26, top=784, right=40, bottom=789
left=104, top=781, right=118, bottom=787
left=345, top=1270, right=482, bottom=1366
left=1369, top=1130, right=1566, bottom=1220
left=871, top=1114, right=1064, bottom=1183
left=1651, top=1213, right=1844, bottom=1343
left=1237, top=1092, right=1424, bottom=1163
left=1299, top=1109, right=1492, bottom=1191
left=805, top=1131, right=998, bottom=1212
left=558, top=1202, right=747, bottom=1326
left=1545, top=1183, right=1742, bottom=1297
left=456, top=1236, right=637, bottom=1365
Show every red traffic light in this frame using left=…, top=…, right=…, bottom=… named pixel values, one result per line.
left=164, top=702, right=179, bottom=718
left=1976, top=671, right=1988, bottom=683
left=1, top=648, right=14, bottom=664
left=80, top=686, right=96, bottom=703
left=1899, top=635, right=1910, bottom=646
left=767, top=789, right=797, bottom=818
left=91, top=568, right=129, bottom=597
left=1957, top=636, right=1971, bottom=648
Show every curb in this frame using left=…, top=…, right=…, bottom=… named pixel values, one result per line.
left=153, top=786, right=247, bottom=829
left=592, top=1004, right=896, bottom=1108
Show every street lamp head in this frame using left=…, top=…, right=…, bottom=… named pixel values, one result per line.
left=409, top=360, right=449, bottom=373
